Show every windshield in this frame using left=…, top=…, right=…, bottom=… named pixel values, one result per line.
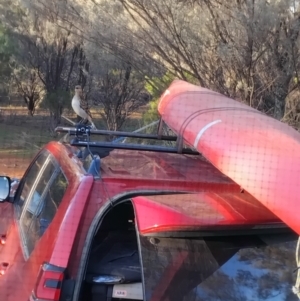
left=140, top=234, right=298, bottom=301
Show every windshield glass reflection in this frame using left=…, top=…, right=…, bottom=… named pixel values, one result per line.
left=140, top=235, right=298, bottom=301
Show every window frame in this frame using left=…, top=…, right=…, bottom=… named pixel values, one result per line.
left=15, top=150, right=68, bottom=260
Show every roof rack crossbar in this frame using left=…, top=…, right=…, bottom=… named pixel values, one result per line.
left=55, top=126, right=177, bottom=142
left=70, top=139, right=199, bottom=155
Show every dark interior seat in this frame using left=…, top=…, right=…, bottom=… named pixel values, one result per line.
left=86, top=230, right=141, bottom=284
left=86, top=230, right=142, bottom=300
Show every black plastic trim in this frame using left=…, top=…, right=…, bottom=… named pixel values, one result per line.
left=44, top=279, right=62, bottom=289
left=70, top=140, right=199, bottom=155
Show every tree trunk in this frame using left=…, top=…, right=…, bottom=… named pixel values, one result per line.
left=48, top=109, right=61, bottom=135
left=272, top=78, right=290, bottom=120
left=273, top=92, right=286, bottom=120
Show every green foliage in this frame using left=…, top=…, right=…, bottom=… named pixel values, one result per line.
left=0, top=24, right=13, bottom=58
left=41, top=89, right=72, bottom=115
left=0, top=23, right=14, bottom=96
left=142, top=71, right=197, bottom=124
left=142, top=98, right=160, bottom=123
left=143, top=71, right=175, bottom=124
left=144, top=71, right=175, bottom=99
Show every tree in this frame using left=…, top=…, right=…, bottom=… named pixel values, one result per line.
left=63, top=0, right=300, bottom=122
left=21, top=15, right=80, bottom=127
left=6, top=0, right=161, bottom=130
left=195, top=0, right=300, bottom=119
left=116, top=0, right=300, bottom=120
left=0, top=23, right=14, bottom=100
left=142, top=71, right=176, bottom=124
left=0, top=0, right=91, bottom=122
left=12, top=67, right=45, bottom=115
left=41, top=89, right=71, bottom=132
left=92, top=64, right=150, bottom=131
left=3, top=0, right=300, bottom=128
left=198, top=241, right=298, bottom=301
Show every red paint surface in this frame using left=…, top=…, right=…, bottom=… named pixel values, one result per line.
left=0, top=115, right=291, bottom=300
left=132, top=192, right=280, bottom=235
left=0, top=142, right=90, bottom=301
left=158, top=79, right=300, bottom=234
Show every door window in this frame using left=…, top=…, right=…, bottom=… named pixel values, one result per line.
left=18, top=151, right=49, bottom=213
left=17, top=151, right=68, bottom=257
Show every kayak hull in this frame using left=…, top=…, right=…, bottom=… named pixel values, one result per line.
left=158, top=80, right=300, bottom=234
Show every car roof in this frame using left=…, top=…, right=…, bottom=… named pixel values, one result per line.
left=100, top=149, right=231, bottom=184
left=89, top=148, right=287, bottom=233
left=46, top=140, right=234, bottom=185
left=45, top=141, right=287, bottom=234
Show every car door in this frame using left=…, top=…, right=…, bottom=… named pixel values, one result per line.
left=0, top=150, right=69, bottom=301
left=17, top=150, right=68, bottom=259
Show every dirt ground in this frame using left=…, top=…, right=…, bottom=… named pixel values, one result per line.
left=0, top=106, right=146, bottom=179
left=0, top=102, right=146, bottom=178
left=0, top=156, right=31, bottom=178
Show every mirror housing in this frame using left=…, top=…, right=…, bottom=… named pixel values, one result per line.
left=0, top=176, right=11, bottom=202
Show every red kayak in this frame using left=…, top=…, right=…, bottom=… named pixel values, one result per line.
left=158, top=80, right=300, bottom=234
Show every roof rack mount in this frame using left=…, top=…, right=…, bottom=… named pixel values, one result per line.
left=55, top=125, right=177, bottom=142
left=55, top=119, right=199, bottom=155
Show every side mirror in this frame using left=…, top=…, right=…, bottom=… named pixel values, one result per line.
left=0, top=176, right=11, bottom=202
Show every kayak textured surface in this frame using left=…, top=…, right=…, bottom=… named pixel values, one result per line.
left=158, top=80, right=300, bottom=234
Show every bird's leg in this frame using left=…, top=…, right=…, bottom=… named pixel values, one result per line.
left=90, top=121, right=96, bottom=129
left=87, top=116, right=96, bottom=129
left=74, top=118, right=85, bottom=127
left=82, top=119, right=89, bottom=125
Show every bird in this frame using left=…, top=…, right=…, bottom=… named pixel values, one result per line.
left=71, top=85, right=96, bottom=129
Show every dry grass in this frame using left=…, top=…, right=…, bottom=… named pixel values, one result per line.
left=0, top=106, right=147, bottom=177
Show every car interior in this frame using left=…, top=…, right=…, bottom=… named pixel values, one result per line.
left=79, top=201, right=143, bottom=301
left=78, top=199, right=299, bottom=301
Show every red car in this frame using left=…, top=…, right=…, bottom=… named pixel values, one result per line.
left=0, top=125, right=298, bottom=301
